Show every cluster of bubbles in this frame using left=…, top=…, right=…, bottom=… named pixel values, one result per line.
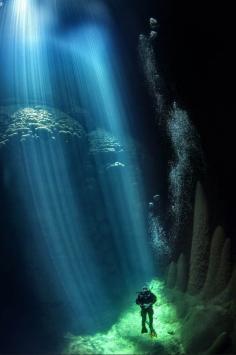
left=138, top=18, right=165, bottom=120
left=167, top=103, right=205, bottom=240
left=139, top=18, right=205, bottom=258
left=148, top=213, right=170, bottom=257
left=148, top=195, right=170, bottom=263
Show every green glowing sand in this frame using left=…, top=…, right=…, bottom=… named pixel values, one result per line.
left=64, top=279, right=184, bottom=354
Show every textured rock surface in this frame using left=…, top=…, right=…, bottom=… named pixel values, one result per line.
left=213, top=268, right=236, bottom=305
left=204, top=331, right=229, bottom=354
left=201, top=226, right=225, bottom=300
left=175, top=253, right=188, bottom=292
left=188, top=181, right=210, bottom=295
left=87, top=128, right=146, bottom=175
left=88, top=129, right=124, bottom=155
left=182, top=304, right=233, bottom=354
left=169, top=289, right=192, bottom=319
left=166, top=261, right=177, bottom=289
left=232, top=309, right=236, bottom=354
left=165, top=179, right=236, bottom=354
left=0, top=106, right=86, bottom=148
left=213, top=238, right=232, bottom=296
left=87, top=129, right=126, bottom=175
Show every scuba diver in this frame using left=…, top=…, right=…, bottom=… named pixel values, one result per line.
left=136, top=286, right=157, bottom=336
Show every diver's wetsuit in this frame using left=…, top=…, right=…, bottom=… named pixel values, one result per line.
left=136, top=290, right=157, bottom=333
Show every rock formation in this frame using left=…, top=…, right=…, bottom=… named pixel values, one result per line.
left=181, top=304, right=232, bottom=354
left=187, top=181, right=210, bottom=294
left=200, top=225, right=225, bottom=300
left=213, top=238, right=232, bottom=295
left=166, top=261, right=177, bottom=289
left=165, top=180, right=235, bottom=354
left=175, top=253, right=188, bottom=292
left=0, top=106, right=86, bottom=148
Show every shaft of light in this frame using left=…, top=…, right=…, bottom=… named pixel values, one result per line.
left=0, top=0, right=52, bottom=103
left=0, top=1, right=157, bottom=334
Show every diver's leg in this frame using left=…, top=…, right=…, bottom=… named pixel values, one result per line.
left=141, top=309, right=148, bottom=333
left=148, top=308, right=154, bottom=331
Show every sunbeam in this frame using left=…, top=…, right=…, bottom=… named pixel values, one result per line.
left=0, top=0, right=157, bottom=351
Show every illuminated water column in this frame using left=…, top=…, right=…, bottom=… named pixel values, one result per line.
left=0, top=0, right=110, bottom=332
left=56, top=24, right=156, bottom=288
left=0, top=0, right=156, bottom=335
left=0, top=0, right=52, bottom=103
left=18, top=128, right=110, bottom=331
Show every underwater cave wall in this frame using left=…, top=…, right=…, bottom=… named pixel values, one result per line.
left=165, top=181, right=236, bottom=354
left=138, top=19, right=235, bottom=354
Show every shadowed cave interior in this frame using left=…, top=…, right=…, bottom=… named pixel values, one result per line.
left=0, top=0, right=235, bottom=354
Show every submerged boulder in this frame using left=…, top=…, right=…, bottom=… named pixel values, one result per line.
left=88, top=128, right=124, bottom=161
left=0, top=105, right=86, bottom=148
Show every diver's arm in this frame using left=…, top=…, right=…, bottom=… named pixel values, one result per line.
left=151, top=293, right=157, bottom=305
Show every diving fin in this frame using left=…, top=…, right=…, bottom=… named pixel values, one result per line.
left=150, top=329, right=157, bottom=338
